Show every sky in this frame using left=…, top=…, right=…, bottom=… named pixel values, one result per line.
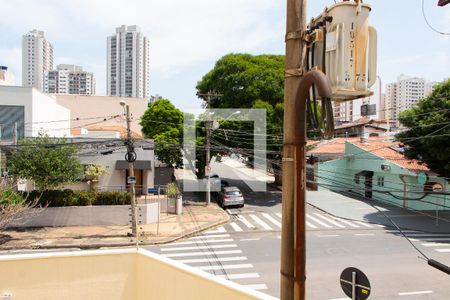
left=0, top=0, right=449, bottom=110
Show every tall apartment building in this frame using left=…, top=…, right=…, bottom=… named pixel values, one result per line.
left=22, top=29, right=54, bottom=91
left=382, top=75, right=438, bottom=126
left=107, top=25, right=150, bottom=98
left=0, top=66, right=15, bottom=86
left=333, top=97, right=371, bottom=124
left=44, top=64, right=95, bottom=95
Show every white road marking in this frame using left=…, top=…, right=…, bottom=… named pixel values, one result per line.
left=199, top=263, right=253, bottom=271
left=230, top=222, right=243, bottom=232
left=249, top=214, right=273, bottom=230
left=189, top=234, right=230, bottom=240
left=436, top=248, right=450, bottom=253
left=162, top=250, right=242, bottom=258
left=314, top=213, right=346, bottom=228
left=409, top=237, right=450, bottom=241
left=355, top=233, right=375, bottom=236
left=335, top=219, right=360, bottom=228
left=374, top=205, right=388, bottom=211
left=240, top=238, right=260, bottom=241
left=205, top=226, right=227, bottom=234
left=422, top=242, right=450, bottom=247
left=162, top=239, right=234, bottom=246
left=353, top=221, right=373, bottom=228
left=317, top=234, right=340, bottom=237
left=178, top=256, right=248, bottom=264
left=236, top=215, right=255, bottom=229
left=405, top=233, right=450, bottom=237
left=398, top=290, right=433, bottom=296
left=306, top=214, right=332, bottom=228
left=161, top=244, right=237, bottom=252
left=226, top=209, right=232, bottom=214
left=262, top=212, right=282, bottom=228
left=306, top=221, right=318, bottom=229
left=216, top=273, right=260, bottom=279
left=243, top=284, right=268, bottom=290
left=276, top=213, right=282, bottom=218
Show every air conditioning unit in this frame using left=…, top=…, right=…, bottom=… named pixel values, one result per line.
left=381, top=164, right=390, bottom=171
left=308, top=0, right=377, bottom=101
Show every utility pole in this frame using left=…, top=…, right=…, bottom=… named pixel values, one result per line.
left=122, top=102, right=138, bottom=237
left=281, top=0, right=307, bottom=299
left=198, top=91, right=222, bottom=206
left=205, top=103, right=212, bottom=206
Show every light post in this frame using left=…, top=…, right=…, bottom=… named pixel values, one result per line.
left=120, top=100, right=138, bottom=238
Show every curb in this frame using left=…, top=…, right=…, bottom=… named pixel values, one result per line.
left=0, top=209, right=231, bottom=252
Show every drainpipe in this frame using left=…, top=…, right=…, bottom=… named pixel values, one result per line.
left=281, top=70, right=332, bottom=300
left=399, top=175, right=407, bottom=208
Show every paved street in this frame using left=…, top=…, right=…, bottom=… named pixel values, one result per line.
left=148, top=159, right=450, bottom=299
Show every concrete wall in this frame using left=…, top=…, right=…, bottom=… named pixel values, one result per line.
left=318, top=142, right=449, bottom=211
left=8, top=203, right=159, bottom=227
left=0, top=249, right=275, bottom=300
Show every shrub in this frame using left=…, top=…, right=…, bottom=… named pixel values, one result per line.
left=94, top=191, right=130, bottom=206
left=24, top=190, right=130, bottom=207
left=0, top=187, right=24, bottom=205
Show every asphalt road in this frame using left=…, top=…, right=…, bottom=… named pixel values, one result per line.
left=148, top=160, right=450, bottom=299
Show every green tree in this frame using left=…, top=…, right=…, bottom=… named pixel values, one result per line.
left=397, top=79, right=450, bottom=177
left=84, top=164, right=107, bottom=191
left=197, top=53, right=326, bottom=184
left=7, top=134, right=83, bottom=191
left=140, top=99, right=184, bottom=166
left=196, top=54, right=285, bottom=108
left=197, top=54, right=286, bottom=182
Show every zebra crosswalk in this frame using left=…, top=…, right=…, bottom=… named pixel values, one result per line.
left=155, top=231, right=268, bottom=291
left=387, top=230, right=450, bottom=254
left=215, top=211, right=382, bottom=233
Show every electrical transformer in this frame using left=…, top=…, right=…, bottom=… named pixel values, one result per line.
left=308, top=0, right=377, bottom=101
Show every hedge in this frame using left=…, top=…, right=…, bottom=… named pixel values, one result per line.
left=24, top=190, right=131, bottom=207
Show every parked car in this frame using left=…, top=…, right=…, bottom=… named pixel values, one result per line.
left=218, top=186, right=244, bottom=208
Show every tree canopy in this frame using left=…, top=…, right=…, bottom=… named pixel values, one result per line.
left=397, top=79, right=450, bottom=177
left=7, top=134, right=83, bottom=190
left=140, top=99, right=184, bottom=166
left=196, top=53, right=285, bottom=108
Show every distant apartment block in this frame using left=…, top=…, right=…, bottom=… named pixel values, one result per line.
left=0, top=66, right=16, bottom=86
left=22, top=29, right=54, bottom=91
left=107, top=25, right=150, bottom=98
left=382, top=75, right=438, bottom=125
left=44, top=64, right=96, bottom=95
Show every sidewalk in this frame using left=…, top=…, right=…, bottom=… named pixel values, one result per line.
left=0, top=201, right=229, bottom=252
left=307, top=190, right=450, bottom=233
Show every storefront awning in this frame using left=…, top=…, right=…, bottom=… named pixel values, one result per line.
left=115, top=160, right=152, bottom=170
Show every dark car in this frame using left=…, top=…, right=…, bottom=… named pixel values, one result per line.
left=218, top=186, right=244, bottom=208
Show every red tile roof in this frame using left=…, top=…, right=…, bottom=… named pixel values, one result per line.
left=307, top=137, right=429, bottom=173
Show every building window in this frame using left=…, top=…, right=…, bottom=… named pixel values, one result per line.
left=377, top=176, right=384, bottom=187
